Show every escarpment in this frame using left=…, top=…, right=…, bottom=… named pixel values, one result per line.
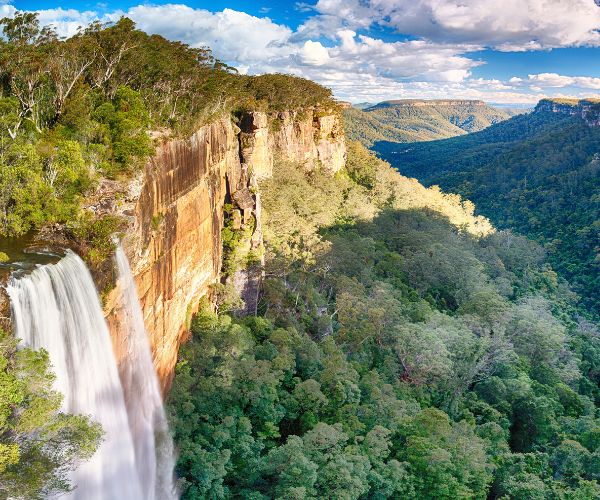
left=239, top=108, right=345, bottom=178
left=536, top=98, right=600, bottom=126
left=104, top=109, right=346, bottom=388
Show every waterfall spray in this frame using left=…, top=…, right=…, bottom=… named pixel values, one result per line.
left=114, top=243, right=177, bottom=500
left=7, top=251, right=144, bottom=499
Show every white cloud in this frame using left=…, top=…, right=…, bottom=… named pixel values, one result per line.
left=3, top=2, right=600, bottom=104
left=299, top=40, right=330, bottom=65
left=314, top=31, right=480, bottom=82
left=0, top=3, right=15, bottom=17
left=311, top=0, right=600, bottom=50
left=128, top=6, right=293, bottom=65
left=511, top=73, right=600, bottom=90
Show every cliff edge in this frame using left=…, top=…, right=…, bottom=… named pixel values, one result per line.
left=103, top=108, right=345, bottom=388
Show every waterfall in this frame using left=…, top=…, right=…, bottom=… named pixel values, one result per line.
left=6, top=251, right=144, bottom=499
left=113, top=243, right=177, bottom=500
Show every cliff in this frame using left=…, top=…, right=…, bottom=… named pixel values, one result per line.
left=104, top=108, right=345, bottom=388
left=239, top=108, right=345, bottom=178
left=369, top=99, right=486, bottom=109
left=535, top=98, right=600, bottom=126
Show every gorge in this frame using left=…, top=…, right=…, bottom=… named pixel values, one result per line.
left=1, top=12, right=599, bottom=500
left=1, top=104, right=346, bottom=497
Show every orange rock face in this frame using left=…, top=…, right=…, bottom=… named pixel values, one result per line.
left=104, top=111, right=345, bottom=389
left=240, top=109, right=346, bottom=178
left=105, top=118, right=240, bottom=389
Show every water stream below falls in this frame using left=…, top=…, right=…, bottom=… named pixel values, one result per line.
left=7, top=248, right=177, bottom=499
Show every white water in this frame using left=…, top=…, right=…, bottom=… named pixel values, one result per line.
left=7, top=251, right=144, bottom=499
left=114, top=243, right=177, bottom=500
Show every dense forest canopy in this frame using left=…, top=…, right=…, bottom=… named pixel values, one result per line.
left=378, top=110, right=599, bottom=317
left=168, top=143, right=600, bottom=499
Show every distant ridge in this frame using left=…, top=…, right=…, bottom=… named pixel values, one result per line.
left=344, top=98, right=510, bottom=146
left=368, top=99, right=486, bottom=109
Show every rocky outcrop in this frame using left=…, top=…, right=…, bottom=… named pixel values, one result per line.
left=104, top=118, right=241, bottom=388
left=240, top=108, right=346, bottom=179
left=535, top=99, right=600, bottom=126
left=103, top=108, right=345, bottom=388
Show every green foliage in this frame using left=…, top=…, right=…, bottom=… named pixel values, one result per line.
left=237, top=74, right=333, bottom=113
left=0, top=330, right=102, bottom=498
left=170, top=143, right=600, bottom=498
left=92, top=86, right=153, bottom=173
left=69, top=213, right=124, bottom=265
left=382, top=110, right=600, bottom=316
left=168, top=311, right=492, bottom=499
left=344, top=100, right=514, bottom=147
left=0, top=11, right=337, bottom=248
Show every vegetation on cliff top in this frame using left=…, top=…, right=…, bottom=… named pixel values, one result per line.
left=168, top=143, right=600, bottom=499
left=0, top=12, right=334, bottom=253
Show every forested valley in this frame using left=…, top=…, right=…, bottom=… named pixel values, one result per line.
left=0, top=11, right=598, bottom=500
left=168, top=143, right=600, bottom=499
left=379, top=107, right=599, bottom=317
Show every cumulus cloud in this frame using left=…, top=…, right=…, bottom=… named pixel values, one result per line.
left=511, top=73, right=600, bottom=90
left=3, top=1, right=600, bottom=104
left=310, top=0, right=600, bottom=50
left=0, top=3, right=15, bottom=17
left=295, top=30, right=481, bottom=82
left=129, top=6, right=293, bottom=65
left=299, top=40, right=330, bottom=65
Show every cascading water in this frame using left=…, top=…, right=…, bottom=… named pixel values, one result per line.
left=113, top=243, right=177, bottom=500
left=6, top=251, right=144, bottom=499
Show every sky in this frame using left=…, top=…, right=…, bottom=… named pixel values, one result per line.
left=5, top=0, right=600, bottom=105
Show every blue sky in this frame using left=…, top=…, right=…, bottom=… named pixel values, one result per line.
left=6, top=0, right=600, bottom=104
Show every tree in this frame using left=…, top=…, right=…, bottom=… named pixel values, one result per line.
left=0, top=331, right=101, bottom=498
left=83, top=18, right=140, bottom=95
left=399, top=409, right=493, bottom=499
left=0, top=13, right=58, bottom=136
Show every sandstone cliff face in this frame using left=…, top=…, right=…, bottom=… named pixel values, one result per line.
left=535, top=99, right=600, bottom=126
left=104, top=109, right=345, bottom=388
left=105, top=118, right=241, bottom=387
left=240, top=109, right=346, bottom=179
